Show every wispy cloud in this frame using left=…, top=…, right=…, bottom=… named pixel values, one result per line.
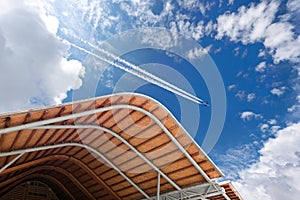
left=259, top=123, right=269, bottom=133
left=235, top=90, right=256, bottom=102
left=227, top=84, right=237, bottom=91
left=268, top=119, right=277, bottom=125
left=177, top=0, right=206, bottom=15
left=255, top=61, right=266, bottom=73
left=214, top=143, right=260, bottom=180
left=235, top=90, right=246, bottom=100
left=287, top=93, right=300, bottom=118
left=270, top=87, right=286, bottom=96
left=185, top=45, right=212, bottom=60
left=259, top=118, right=281, bottom=137
left=247, top=93, right=256, bottom=102
left=215, top=0, right=300, bottom=64
left=258, top=49, right=266, bottom=58
left=216, top=1, right=279, bottom=44
left=287, top=67, right=300, bottom=119
left=228, top=0, right=235, bottom=5
left=240, top=111, right=263, bottom=121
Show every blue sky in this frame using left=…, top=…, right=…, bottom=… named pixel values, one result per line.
left=1, top=0, right=300, bottom=199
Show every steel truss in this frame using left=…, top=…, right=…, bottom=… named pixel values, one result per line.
left=0, top=94, right=230, bottom=200
left=145, top=181, right=230, bottom=200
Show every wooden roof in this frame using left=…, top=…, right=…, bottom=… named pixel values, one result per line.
left=0, top=93, right=241, bottom=199
left=214, top=183, right=244, bottom=200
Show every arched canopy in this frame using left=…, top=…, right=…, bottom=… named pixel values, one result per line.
left=0, top=93, right=242, bottom=200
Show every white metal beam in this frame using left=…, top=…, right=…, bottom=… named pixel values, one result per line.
left=157, top=172, right=161, bottom=200
left=222, top=191, right=231, bottom=200
left=0, top=152, right=25, bottom=173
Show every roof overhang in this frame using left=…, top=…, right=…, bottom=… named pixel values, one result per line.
left=0, top=93, right=242, bottom=200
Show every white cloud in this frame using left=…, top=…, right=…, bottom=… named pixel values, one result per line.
left=233, top=46, right=240, bottom=56
left=288, top=92, right=300, bottom=114
left=263, top=22, right=300, bottom=63
left=215, top=143, right=260, bottom=180
left=270, top=87, right=286, bottom=96
left=258, top=49, right=266, bottom=57
left=234, top=122, right=300, bottom=200
left=241, top=48, right=248, bottom=58
left=216, top=1, right=300, bottom=63
left=0, top=0, right=85, bottom=112
left=270, top=125, right=280, bottom=134
left=117, top=0, right=161, bottom=23
left=263, top=22, right=294, bottom=50
left=240, top=111, right=263, bottom=121
left=255, top=61, right=266, bottom=73
left=288, top=105, right=299, bottom=112
left=287, top=68, right=300, bottom=117
left=204, top=20, right=215, bottom=36
left=48, top=0, right=211, bottom=47
left=259, top=120, right=280, bottom=134
left=141, top=27, right=179, bottom=50
left=170, top=18, right=206, bottom=41
left=268, top=119, right=277, bottom=125
left=186, top=45, right=212, bottom=60
left=214, top=47, right=222, bottom=54
left=227, top=84, right=237, bottom=91
left=236, top=71, right=243, bottom=77
left=287, top=0, right=300, bottom=16
left=228, top=0, right=234, bottom=5
left=247, top=93, right=256, bottom=102
left=40, top=13, right=59, bottom=35
left=177, top=0, right=206, bottom=16
left=259, top=123, right=269, bottom=133
left=235, top=90, right=256, bottom=102
left=235, top=90, right=246, bottom=100
left=216, top=1, right=279, bottom=44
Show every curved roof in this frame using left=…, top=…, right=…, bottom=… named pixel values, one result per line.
left=0, top=93, right=242, bottom=200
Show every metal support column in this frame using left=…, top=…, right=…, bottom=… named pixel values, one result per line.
left=157, top=172, right=161, bottom=200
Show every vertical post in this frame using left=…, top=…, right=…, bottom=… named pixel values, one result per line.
left=157, top=172, right=161, bottom=200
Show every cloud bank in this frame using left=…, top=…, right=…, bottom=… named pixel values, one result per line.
left=0, top=0, right=85, bottom=113
left=234, top=122, right=300, bottom=200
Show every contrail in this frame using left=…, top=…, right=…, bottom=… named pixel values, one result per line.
left=82, top=40, right=207, bottom=105
left=67, top=32, right=207, bottom=105
left=62, top=34, right=208, bottom=105
left=66, top=41, right=201, bottom=104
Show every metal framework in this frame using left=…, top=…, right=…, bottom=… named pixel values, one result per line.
left=144, top=182, right=230, bottom=200
left=0, top=93, right=232, bottom=199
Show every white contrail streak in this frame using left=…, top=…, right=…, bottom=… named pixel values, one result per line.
left=61, top=31, right=207, bottom=104
left=83, top=41, right=207, bottom=105
left=62, top=32, right=208, bottom=105
left=65, top=41, right=202, bottom=104
left=61, top=32, right=208, bottom=105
